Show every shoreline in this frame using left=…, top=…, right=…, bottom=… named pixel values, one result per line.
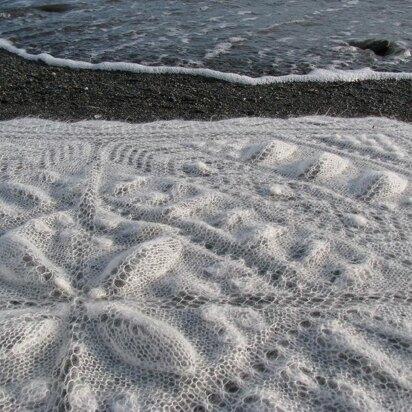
left=1, top=49, right=411, bottom=123
left=2, top=39, right=412, bottom=84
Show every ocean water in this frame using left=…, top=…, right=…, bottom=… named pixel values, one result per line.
left=0, top=0, right=411, bottom=76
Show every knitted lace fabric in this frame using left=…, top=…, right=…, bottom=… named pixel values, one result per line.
left=0, top=117, right=411, bottom=411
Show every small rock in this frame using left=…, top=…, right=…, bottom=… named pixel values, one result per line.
left=34, top=4, right=74, bottom=13
left=349, top=39, right=397, bottom=57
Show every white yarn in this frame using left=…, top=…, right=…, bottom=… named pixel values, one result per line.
left=0, top=116, right=411, bottom=411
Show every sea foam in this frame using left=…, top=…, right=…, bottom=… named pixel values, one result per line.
left=1, top=38, right=412, bottom=84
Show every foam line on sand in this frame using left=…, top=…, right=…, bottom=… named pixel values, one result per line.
left=1, top=38, right=412, bottom=84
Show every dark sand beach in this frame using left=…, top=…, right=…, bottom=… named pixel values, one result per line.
left=0, top=49, right=411, bottom=123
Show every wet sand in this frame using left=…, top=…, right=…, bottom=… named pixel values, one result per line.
left=0, top=49, right=411, bottom=123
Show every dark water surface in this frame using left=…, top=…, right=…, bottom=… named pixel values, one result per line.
left=0, top=0, right=411, bottom=75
